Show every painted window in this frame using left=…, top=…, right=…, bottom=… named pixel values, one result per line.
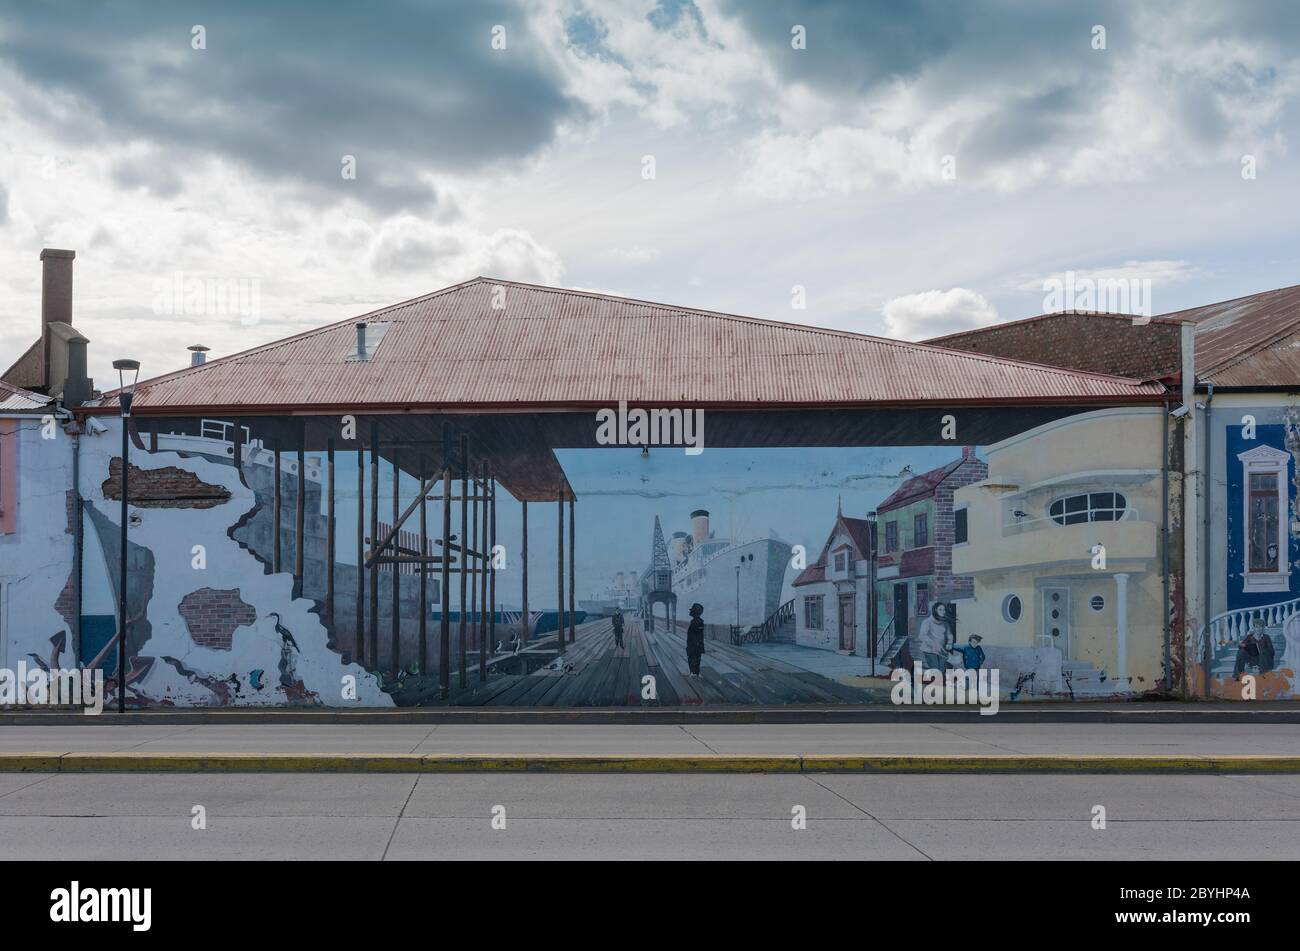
left=803, top=596, right=823, bottom=630
left=1237, top=444, right=1291, bottom=593
left=953, top=506, right=968, bottom=545
left=916, top=582, right=930, bottom=617
left=1047, top=491, right=1127, bottom=525
left=1248, top=473, right=1280, bottom=572
left=833, top=551, right=847, bottom=572
left=1001, top=594, right=1022, bottom=623
left=914, top=512, right=929, bottom=547
left=884, top=520, right=898, bottom=552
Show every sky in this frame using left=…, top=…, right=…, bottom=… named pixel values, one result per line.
left=2, top=0, right=1300, bottom=388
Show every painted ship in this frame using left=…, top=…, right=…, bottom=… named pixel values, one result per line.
left=580, top=570, right=641, bottom=617
left=658, top=509, right=791, bottom=628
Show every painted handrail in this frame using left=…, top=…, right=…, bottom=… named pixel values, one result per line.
left=1203, top=598, right=1300, bottom=654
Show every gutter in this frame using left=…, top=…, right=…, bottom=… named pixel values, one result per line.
left=1201, top=380, right=1215, bottom=698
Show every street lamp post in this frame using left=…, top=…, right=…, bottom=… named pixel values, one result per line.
left=112, top=358, right=140, bottom=714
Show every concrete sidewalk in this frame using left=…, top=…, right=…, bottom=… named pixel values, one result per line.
left=6, top=701, right=1300, bottom=724
left=1, top=722, right=1298, bottom=772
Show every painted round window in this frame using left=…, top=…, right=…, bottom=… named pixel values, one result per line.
left=1001, top=594, right=1022, bottom=623
left=1090, top=595, right=1105, bottom=612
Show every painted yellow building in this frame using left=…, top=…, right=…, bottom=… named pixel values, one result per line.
left=952, top=407, right=1165, bottom=696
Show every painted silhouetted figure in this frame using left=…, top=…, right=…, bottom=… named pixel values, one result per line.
left=1234, top=619, right=1276, bottom=680
left=686, top=602, right=705, bottom=677
left=612, top=609, right=625, bottom=649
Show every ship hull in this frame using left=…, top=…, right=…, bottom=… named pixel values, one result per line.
left=673, top=537, right=791, bottom=628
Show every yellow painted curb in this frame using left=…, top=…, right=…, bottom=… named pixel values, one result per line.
left=799, top=755, right=1300, bottom=773
left=57, top=752, right=427, bottom=772
left=0, top=753, right=65, bottom=772
left=418, top=754, right=803, bottom=773
left=0, top=752, right=1298, bottom=773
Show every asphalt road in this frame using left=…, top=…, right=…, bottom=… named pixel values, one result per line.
left=4, top=770, right=1299, bottom=860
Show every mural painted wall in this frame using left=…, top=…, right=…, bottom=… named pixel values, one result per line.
left=0, top=407, right=1176, bottom=707
left=1202, top=395, right=1300, bottom=700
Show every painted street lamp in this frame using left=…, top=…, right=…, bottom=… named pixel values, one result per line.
left=112, top=358, right=140, bottom=714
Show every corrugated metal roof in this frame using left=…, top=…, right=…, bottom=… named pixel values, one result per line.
left=97, top=278, right=1167, bottom=413
left=1158, top=283, right=1300, bottom=387
left=0, top=379, right=52, bottom=412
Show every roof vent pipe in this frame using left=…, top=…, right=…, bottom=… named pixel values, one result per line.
left=355, top=322, right=367, bottom=361
left=187, top=345, right=210, bottom=367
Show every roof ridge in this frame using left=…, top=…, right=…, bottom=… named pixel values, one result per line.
left=107, top=277, right=485, bottom=396
left=1155, top=281, right=1300, bottom=320
left=929, top=310, right=1188, bottom=346
left=476, top=277, right=1153, bottom=388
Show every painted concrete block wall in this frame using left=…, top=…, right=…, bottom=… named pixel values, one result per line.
left=0, top=419, right=77, bottom=674
left=72, top=418, right=388, bottom=707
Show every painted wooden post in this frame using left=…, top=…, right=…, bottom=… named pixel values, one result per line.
left=521, top=500, right=529, bottom=645
left=390, top=448, right=400, bottom=678
left=557, top=487, right=565, bottom=654
left=480, top=462, right=489, bottom=664
left=272, top=445, right=281, bottom=573
left=568, top=495, right=575, bottom=644
left=326, top=438, right=335, bottom=632
left=418, top=458, right=428, bottom=676
left=368, top=422, right=379, bottom=669
left=458, top=434, right=469, bottom=689
left=439, top=432, right=452, bottom=701
left=470, top=466, right=479, bottom=675
left=355, top=434, right=365, bottom=666
left=486, top=471, right=496, bottom=680
left=294, top=428, right=306, bottom=599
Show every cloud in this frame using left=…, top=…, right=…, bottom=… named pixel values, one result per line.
left=0, top=0, right=585, bottom=213
left=718, top=0, right=1300, bottom=195
left=368, top=216, right=564, bottom=284
left=1016, top=260, right=1198, bottom=293
left=881, top=288, right=998, bottom=340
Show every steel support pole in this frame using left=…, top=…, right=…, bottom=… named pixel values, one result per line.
left=117, top=415, right=129, bottom=712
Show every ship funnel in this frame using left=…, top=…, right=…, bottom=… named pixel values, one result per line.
left=690, top=509, right=710, bottom=544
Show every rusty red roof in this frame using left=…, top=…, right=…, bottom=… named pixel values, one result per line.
left=0, top=378, right=51, bottom=413
left=1159, top=283, right=1300, bottom=387
left=95, top=278, right=1167, bottom=413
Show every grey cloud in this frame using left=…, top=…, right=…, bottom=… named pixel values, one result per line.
left=0, top=180, right=8, bottom=225
left=0, top=0, right=585, bottom=213
left=721, top=0, right=1300, bottom=174
left=110, top=156, right=184, bottom=199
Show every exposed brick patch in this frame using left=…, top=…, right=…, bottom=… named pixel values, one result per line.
left=178, top=587, right=257, bottom=650
left=103, top=459, right=231, bottom=509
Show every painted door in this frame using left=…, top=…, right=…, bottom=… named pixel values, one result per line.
left=1042, top=587, right=1070, bottom=655
left=893, top=583, right=909, bottom=642
left=838, top=593, right=855, bottom=651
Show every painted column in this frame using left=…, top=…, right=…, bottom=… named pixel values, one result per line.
left=1115, top=572, right=1129, bottom=682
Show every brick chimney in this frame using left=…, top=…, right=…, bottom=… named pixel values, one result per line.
left=41, top=248, right=74, bottom=328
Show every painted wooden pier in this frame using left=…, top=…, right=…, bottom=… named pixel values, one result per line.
left=408, top=616, right=875, bottom=707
